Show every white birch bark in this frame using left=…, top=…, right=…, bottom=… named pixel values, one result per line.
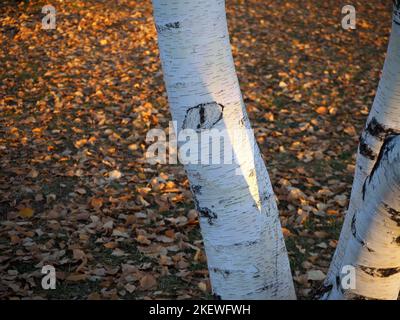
left=327, top=135, right=400, bottom=299
left=321, top=3, right=400, bottom=299
left=151, top=0, right=295, bottom=299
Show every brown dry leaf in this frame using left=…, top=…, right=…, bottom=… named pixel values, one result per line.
left=108, top=170, right=122, bottom=180
left=314, top=231, right=329, bottom=239
left=282, top=227, right=293, bottom=238
left=27, top=169, right=39, bottom=178
left=73, top=248, right=86, bottom=260
left=104, top=242, right=118, bottom=249
left=198, top=282, right=207, bottom=292
left=164, top=229, right=175, bottom=239
left=343, top=125, right=357, bottom=136
left=76, top=188, right=86, bottom=195
left=87, top=292, right=101, bottom=300
left=187, top=209, right=198, bottom=222
left=140, top=275, right=157, bottom=290
left=136, top=234, right=151, bottom=245
left=194, top=250, right=207, bottom=263
left=72, top=249, right=88, bottom=272
left=66, top=273, right=87, bottom=282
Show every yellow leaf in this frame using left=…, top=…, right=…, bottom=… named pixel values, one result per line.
left=19, top=207, right=34, bottom=218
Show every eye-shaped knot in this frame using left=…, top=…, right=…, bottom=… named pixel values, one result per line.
left=182, top=102, right=224, bottom=131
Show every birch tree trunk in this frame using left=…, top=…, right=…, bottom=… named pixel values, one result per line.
left=320, top=3, right=400, bottom=299
left=151, top=0, right=295, bottom=299
left=326, top=136, right=400, bottom=299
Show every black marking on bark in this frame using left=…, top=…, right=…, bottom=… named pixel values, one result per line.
left=359, top=265, right=400, bottom=278
left=213, top=293, right=222, bottom=300
left=199, top=105, right=205, bottom=128
left=351, top=215, right=375, bottom=252
left=383, top=203, right=400, bottom=227
left=192, top=195, right=200, bottom=209
left=199, top=207, right=218, bottom=225
left=369, top=135, right=396, bottom=180
left=313, top=283, right=333, bottom=300
left=362, top=135, right=398, bottom=201
left=335, top=275, right=341, bottom=289
left=191, top=185, right=202, bottom=195
left=394, top=0, right=400, bottom=26
left=365, top=117, right=400, bottom=143
left=361, top=181, right=367, bottom=201
left=212, top=267, right=231, bottom=278
left=366, top=117, right=387, bottom=140
left=359, top=136, right=376, bottom=160
left=334, top=274, right=345, bottom=295
left=394, top=236, right=400, bottom=245
left=232, top=239, right=258, bottom=247
left=155, top=21, right=180, bottom=33
left=365, top=117, right=400, bottom=140
left=255, top=283, right=273, bottom=293
left=182, top=102, right=224, bottom=131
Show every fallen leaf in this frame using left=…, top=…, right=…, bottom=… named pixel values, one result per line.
left=307, top=270, right=326, bottom=281
left=19, top=207, right=34, bottom=218
left=109, top=170, right=122, bottom=180
left=140, top=275, right=157, bottom=290
left=316, top=106, right=328, bottom=115
left=90, top=197, right=103, bottom=209
left=66, top=273, right=87, bottom=282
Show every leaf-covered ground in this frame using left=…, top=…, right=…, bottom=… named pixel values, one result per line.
left=0, top=0, right=393, bottom=299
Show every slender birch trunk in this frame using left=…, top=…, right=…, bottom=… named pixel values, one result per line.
left=326, top=136, right=400, bottom=299
left=320, top=3, right=400, bottom=299
left=151, top=0, right=295, bottom=299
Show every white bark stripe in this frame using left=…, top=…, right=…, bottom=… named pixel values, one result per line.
left=152, top=0, right=295, bottom=299
left=324, top=7, right=400, bottom=298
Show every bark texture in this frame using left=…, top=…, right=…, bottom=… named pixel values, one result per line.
left=322, top=4, right=400, bottom=299
left=152, top=0, right=295, bottom=299
left=328, top=136, right=400, bottom=299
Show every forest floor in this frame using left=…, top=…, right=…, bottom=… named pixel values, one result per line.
left=0, top=0, right=393, bottom=299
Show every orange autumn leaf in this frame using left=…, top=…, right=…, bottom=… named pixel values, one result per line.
left=19, top=207, right=34, bottom=218
left=90, top=197, right=103, bottom=209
